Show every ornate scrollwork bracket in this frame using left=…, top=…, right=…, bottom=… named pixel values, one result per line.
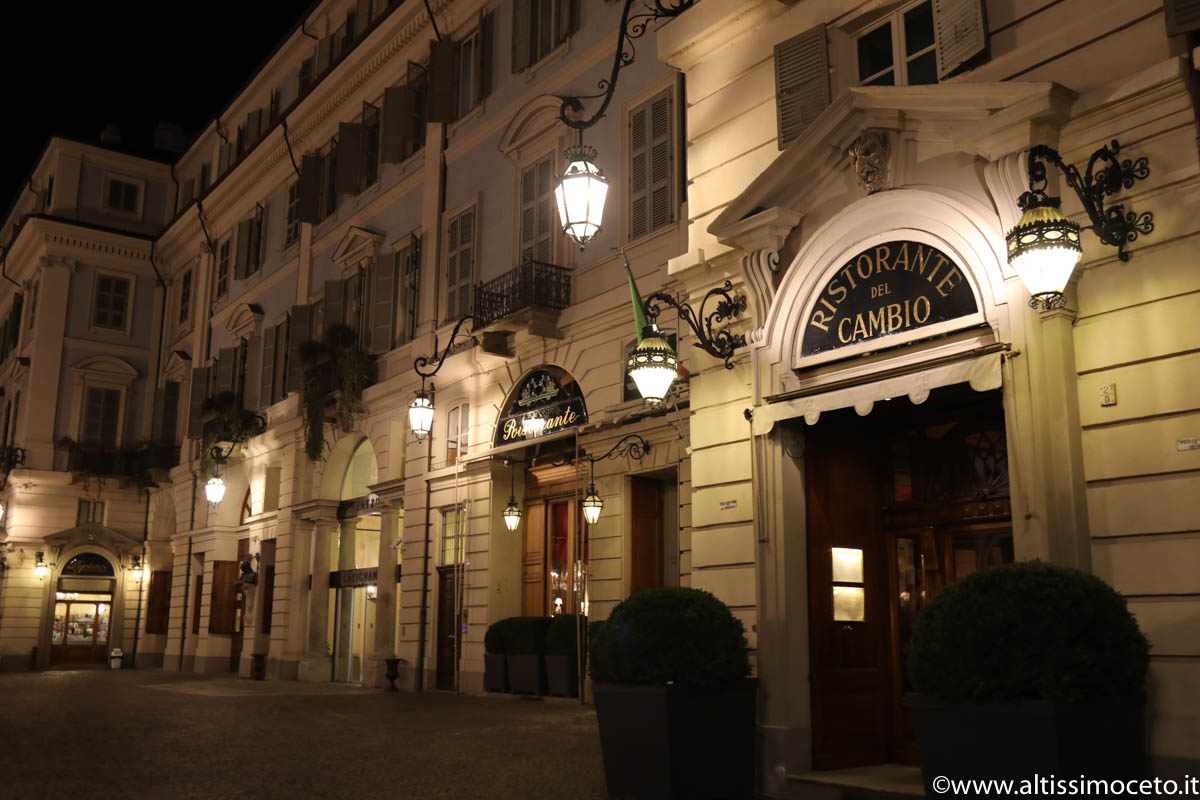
left=643, top=282, right=748, bottom=370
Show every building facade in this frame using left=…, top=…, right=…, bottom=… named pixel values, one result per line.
left=0, top=0, right=1196, bottom=793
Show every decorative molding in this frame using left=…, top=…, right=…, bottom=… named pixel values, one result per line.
left=38, top=255, right=79, bottom=272
left=331, top=225, right=384, bottom=266
left=499, top=95, right=567, bottom=161
left=847, top=129, right=892, bottom=195
left=226, top=303, right=265, bottom=339
left=68, top=354, right=140, bottom=384
left=40, top=231, right=150, bottom=262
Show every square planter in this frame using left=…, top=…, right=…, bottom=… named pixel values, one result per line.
left=483, top=652, right=507, bottom=692
left=545, top=654, right=578, bottom=698
left=911, top=696, right=1145, bottom=798
left=506, top=654, right=544, bottom=695
left=593, top=680, right=756, bottom=800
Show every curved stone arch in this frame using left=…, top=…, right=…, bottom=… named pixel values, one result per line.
left=759, top=186, right=1014, bottom=373
left=499, top=95, right=568, bottom=161
left=69, top=354, right=139, bottom=380
left=317, top=432, right=377, bottom=501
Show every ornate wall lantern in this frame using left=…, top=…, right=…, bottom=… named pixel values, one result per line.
left=409, top=316, right=478, bottom=442
left=579, top=434, right=651, bottom=525
left=502, top=458, right=523, bottom=533
left=205, top=476, right=227, bottom=505
left=34, top=551, right=48, bottom=579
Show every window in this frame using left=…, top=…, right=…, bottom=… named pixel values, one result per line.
left=46, top=175, right=54, bottom=209
left=104, top=177, right=140, bottom=214
left=28, top=279, right=37, bottom=330
left=459, top=30, right=479, bottom=119
left=362, top=102, right=381, bottom=188
left=397, top=238, right=420, bottom=346
left=77, top=499, right=106, bottom=525
left=446, top=402, right=469, bottom=465
left=855, top=1, right=937, bottom=86
left=299, top=57, right=314, bottom=94
left=285, top=183, right=300, bottom=247
left=321, top=148, right=338, bottom=221
left=82, top=387, right=121, bottom=448
left=512, top=0, right=576, bottom=71
left=445, top=207, right=475, bottom=321
left=178, top=269, right=192, bottom=323
left=442, top=506, right=466, bottom=564
left=216, top=239, right=231, bottom=299
left=629, top=88, right=676, bottom=241
left=199, top=164, right=211, bottom=195
left=519, top=155, right=554, bottom=264
left=249, top=204, right=266, bottom=274
left=159, top=381, right=180, bottom=444
left=93, top=274, right=131, bottom=331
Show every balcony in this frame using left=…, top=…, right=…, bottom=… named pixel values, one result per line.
left=474, top=260, right=571, bottom=340
left=62, top=442, right=180, bottom=483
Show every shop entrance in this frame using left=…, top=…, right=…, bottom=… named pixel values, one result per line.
left=50, top=552, right=118, bottom=666
left=804, top=385, right=1012, bottom=769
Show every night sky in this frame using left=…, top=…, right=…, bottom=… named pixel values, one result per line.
left=2, top=1, right=314, bottom=218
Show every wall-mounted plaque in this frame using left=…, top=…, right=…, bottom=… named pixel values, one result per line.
left=494, top=366, right=588, bottom=446
left=802, top=241, right=977, bottom=357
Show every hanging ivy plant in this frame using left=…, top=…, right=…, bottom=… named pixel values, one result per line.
left=197, top=391, right=265, bottom=481
left=297, top=324, right=377, bottom=463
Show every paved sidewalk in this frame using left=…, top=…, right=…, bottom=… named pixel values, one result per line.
left=0, top=669, right=606, bottom=800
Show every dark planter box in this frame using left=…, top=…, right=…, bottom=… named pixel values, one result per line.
left=483, top=653, right=507, bottom=692
left=545, top=654, right=578, bottom=697
left=593, top=680, right=756, bottom=800
left=911, top=696, right=1145, bottom=798
left=506, top=654, right=544, bottom=695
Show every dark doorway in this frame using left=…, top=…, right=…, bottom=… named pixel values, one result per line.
left=435, top=565, right=460, bottom=690
left=804, top=386, right=1012, bottom=769
left=630, top=476, right=664, bottom=595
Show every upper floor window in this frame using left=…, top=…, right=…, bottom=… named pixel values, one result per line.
left=104, top=176, right=141, bottom=215
left=178, top=269, right=193, bottom=324
left=629, top=88, right=676, bottom=241
left=856, top=1, right=937, bottom=86
left=441, top=506, right=466, bottom=565
left=512, top=0, right=577, bottom=71
left=216, top=239, right=231, bottom=299
left=285, top=183, right=301, bottom=247
left=199, top=164, right=211, bottom=195
left=82, top=386, right=121, bottom=448
left=519, top=155, right=555, bottom=264
left=446, top=402, right=470, bottom=466
left=77, top=499, right=106, bottom=525
left=445, top=206, right=476, bottom=322
left=93, top=274, right=131, bottom=331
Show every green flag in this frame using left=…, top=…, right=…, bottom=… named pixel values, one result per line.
left=624, top=255, right=649, bottom=343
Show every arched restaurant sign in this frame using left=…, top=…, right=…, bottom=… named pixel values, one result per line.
left=494, top=366, right=588, bottom=446
left=801, top=241, right=977, bottom=357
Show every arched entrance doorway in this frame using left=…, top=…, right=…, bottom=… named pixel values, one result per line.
left=328, top=437, right=380, bottom=683
left=50, top=553, right=116, bottom=666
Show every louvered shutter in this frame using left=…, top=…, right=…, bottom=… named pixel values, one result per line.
left=259, top=325, right=276, bottom=409
left=512, top=0, right=532, bottom=72
left=356, top=0, right=372, bottom=30
left=214, top=347, right=238, bottom=396
left=629, top=104, right=650, bottom=240
left=478, top=12, right=494, bottom=103
left=406, top=61, right=428, bottom=152
left=1166, top=0, right=1200, bottom=34
left=933, top=0, right=986, bottom=79
left=371, top=252, right=397, bottom=353
left=648, top=92, right=673, bottom=234
left=254, top=203, right=268, bottom=269
left=459, top=210, right=474, bottom=315
left=298, top=154, right=322, bottom=223
left=187, top=366, right=210, bottom=439
left=446, top=215, right=460, bottom=321
left=382, top=86, right=415, bottom=163
left=286, top=305, right=311, bottom=393
left=428, top=39, right=460, bottom=123
left=209, top=561, right=238, bottom=634
left=520, top=164, right=537, bottom=263
left=335, top=122, right=366, bottom=196
left=400, top=238, right=420, bottom=344
left=247, top=109, right=263, bottom=143
left=218, top=143, right=230, bottom=175
left=774, top=24, right=830, bottom=149
left=316, top=36, right=333, bottom=75
left=146, top=570, right=172, bottom=634
left=555, top=0, right=577, bottom=44
left=234, top=218, right=252, bottom=279
left=324, top=279, right=346, bottom=336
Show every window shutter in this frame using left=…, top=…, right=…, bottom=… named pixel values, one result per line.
left=316, top=36, right=333, bottom=75
left=214, top=347, right=238, bottom=396
left=382, top=86, right=416, bottom=163
left=286, top=305, right=312, bottom=393
left=933, top=0, right=987, bottom=79
left=208, top=561, right=238, bottom=634
left=180, top=179, right=195, bottom=210
left=774, top=25, right=830, bottom=150
left=298, top=154, right=323, bottom=223
left=400, top=236, right=420, bottom=344
left=254, top=202, right=268, bottom=268
left=218, top=143, right=230, bottom=175
left=371, top=251, right=397, bottom=353
left=407, top=61, right=428, bottom=152
left=187, top=366, right=210, bottom=439
left=555, top=0, right=577, bottom=44
left=324, top=278, right=346, bottom=335
left=520, top=164, right=536, bottom=262
left=234, top=218, right=252, bottom=279
left=478, top=12, right=495, bottom=103
left=335, top=123, right=367, bottom=196
left=512, top=0, right=532, bottom=72
left=1166, top=0, right=1200, bottom=34
left=160, top=381, right=181, bottom=444
left=146, top=570, right=172, bottom=635
left=356, top=0, right=372, bottom=31
left=260, top=325, right=276, bottom=409
left=629, top=104, right=650, bottom=240
left=648, top=92, right=674, bottom=233
left=428, top=39, right=461, bottom=124
left=247, top=109, right=263, bottom=143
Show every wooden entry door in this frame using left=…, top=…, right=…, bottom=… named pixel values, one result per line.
left=435, top=566, right=460, bottom=690
left=630, top=476, right=663, bottom=594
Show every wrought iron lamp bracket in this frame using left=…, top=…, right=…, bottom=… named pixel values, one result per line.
left=643, top=283, right=748, bottom=369
left=585, top=433, right=652, bottom=483
left=556, top=0, right=693, bottom=131
left=210, top=415, right=266, bottom=465
left=1020, top=141, right=1153, bottom=262
left=413, top=315, right=480, bottom=386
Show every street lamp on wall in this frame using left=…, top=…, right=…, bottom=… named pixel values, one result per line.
left=579, top=434, right=652, bottom=525
left=205, top=476, right=226, bottom=506
left=409, top=315, right=479, bottom=442
left=130, top=555, right=144, bottom=582
left=502, top=458, right=523, bottom=533
left=1006, top=140, right=1154, bottom=310
left=34, top=551, right=48, bottom=580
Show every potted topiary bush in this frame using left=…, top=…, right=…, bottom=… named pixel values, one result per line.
left=590, top=587, right=754, bottom=800
left=545, top=614, right=585, bottom=697
left=909, top=561, right=1150, bottom=795
left=506, top=616, right=550, bottom=695
left=483, top=617, right=511, bottom=693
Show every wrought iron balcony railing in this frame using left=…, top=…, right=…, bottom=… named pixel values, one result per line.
left=64, top=443, right=180, bottom=479
left=474, top=260, right=571, bottom=329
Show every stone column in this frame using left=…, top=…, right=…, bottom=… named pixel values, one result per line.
left=297, top=518, right=336, bottom=681
left=365, top=504, right=400, bottom=687
left=333, top=518, right=358, bottom=681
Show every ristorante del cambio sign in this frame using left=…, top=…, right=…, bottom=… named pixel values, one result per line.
left=801, top=241, right=978, bottom=356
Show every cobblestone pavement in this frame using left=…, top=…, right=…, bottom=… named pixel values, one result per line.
left=0, top=669, right=606, bottom=800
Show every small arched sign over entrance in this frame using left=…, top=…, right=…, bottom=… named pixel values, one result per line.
left=801, top=241, right=978, bottom=357
left=61, top=552, right=116, bottom=577
left=494, top=366, right=588, bottom=446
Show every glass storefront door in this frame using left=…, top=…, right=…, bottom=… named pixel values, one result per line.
left=50, top=592, right=112, bottom=665
left=332, top=586, right=375, bottom=683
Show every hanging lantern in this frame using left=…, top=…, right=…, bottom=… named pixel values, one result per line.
left=130, top=555, right=144, bottom=582
left=581, top=484, right=604, bottom=525
left=205, top=476, right=226, bottom=505
left=502, top=497, right=523, bottom=532
left=1006, top=199, right=1083, bottom=309
left=554, top=144, right=609, bottom=250
left=626, top=327, right=679, bottom=405
left=409, top=388, right=435, bottom=441
left=34, top=551, right=48, bottom=579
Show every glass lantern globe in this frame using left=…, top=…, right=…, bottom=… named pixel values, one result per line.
left=1006, top=200, right=1083, bottom=308
left=131, top=556, right=144, bottom=582
left=502, top=497, right=523, bottom=532
left=521, top=413, right=546, bottom=439
left=409, top=389, right=435, bottom=441
left=626, top=327, right=679, bottom=405
left=34, top=552, right=48, bottom=579
left=581, top=484, right=604, bottom=525
left=205, top=476, right=227, bottom=505
left=554, top=145, right=609, bottom=250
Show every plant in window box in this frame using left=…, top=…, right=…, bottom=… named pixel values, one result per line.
left=197, top=392, right=266, bottom=482
left=505, top=616, right=551, bottom=695
left=297, top=324, right=377, bottom=462
left=589, top=587, right=755, bottom=800
left=544, top=613, right=585, bottom=698
left=483, top=617, right=514, bottom=693
left=908, top=561, right=1149, bottom=795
